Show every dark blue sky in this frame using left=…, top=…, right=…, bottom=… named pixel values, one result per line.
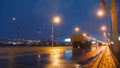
left=0, top=0, right=119, bottom=41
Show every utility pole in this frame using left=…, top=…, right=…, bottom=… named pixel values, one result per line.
left=111, top=0, right=119, bottom=52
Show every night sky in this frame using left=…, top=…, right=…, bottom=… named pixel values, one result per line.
left=0, top=0, right=120, bottom=42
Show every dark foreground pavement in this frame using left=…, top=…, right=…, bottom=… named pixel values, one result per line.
left=0, top=46, right=86, bottom=68
left=0, top=46, right=116, bottom=68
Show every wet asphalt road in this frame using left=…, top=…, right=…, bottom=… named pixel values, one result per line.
left=0, top=46, right=92, bottom=68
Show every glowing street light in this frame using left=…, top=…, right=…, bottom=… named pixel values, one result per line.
left=52, top=16, right=61, bottom=47
left=53, top=16, right=61, bottom=24
left=101, top=26, right=106, bottom=31
left=101, top=26, right=107, bottom=41
left=97, top=9, right=104, bottom=17
left=74, top=27, right=80, bottom=32
left=83, top=33, right=87, bottom=37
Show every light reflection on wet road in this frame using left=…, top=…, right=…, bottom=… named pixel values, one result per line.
left=0, top=46, right=99, bottom=68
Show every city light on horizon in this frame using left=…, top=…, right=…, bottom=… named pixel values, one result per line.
left=65, top=38, right=71, bottom=42
left=12, top=17, right=16, bottom=21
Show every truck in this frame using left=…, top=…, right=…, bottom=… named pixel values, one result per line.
left=71, top=34, right=91, bottom=48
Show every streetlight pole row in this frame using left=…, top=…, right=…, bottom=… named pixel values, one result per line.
left=100, top=0, right=119, bottom=52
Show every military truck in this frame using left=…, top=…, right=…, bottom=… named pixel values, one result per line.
left=71, top=34, right=91, bottom=48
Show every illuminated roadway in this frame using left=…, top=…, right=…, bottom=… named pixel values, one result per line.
left=0, top=46, right=117, bottom=68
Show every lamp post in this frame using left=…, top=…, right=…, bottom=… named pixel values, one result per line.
left=52, top=16, right=61, bottom=47
left=97, top=9, right=113, bottom=45
left=12, top=17, right=19, bottom=45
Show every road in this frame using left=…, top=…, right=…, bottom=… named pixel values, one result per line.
left=0, top=46, right=103, bottom=68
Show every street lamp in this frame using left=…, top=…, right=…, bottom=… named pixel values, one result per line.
left=74, top=27, right=80, bottom=32
left=52, top=16, right=61, bottom=47
left=83, top=33, right=87, bottom=37
left=12, top=17, right=19, bottom=45
left=101, top=25, right=109, bottom=42
left=53, top=16, right=61, bottom=24
left=101, top=26, right=107, bottom=36
left=96, top=9, right=104, bottom=18
left=96, top=9, right=111, bottom=44
left=101, top=26, right=106, bottom=31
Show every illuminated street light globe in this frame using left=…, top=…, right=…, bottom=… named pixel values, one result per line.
left=83, top=33, right=87, bottom=37
left=12, top=17, right=16, bottom=21
left=101, top=26, right=106, bottom=31
left=97, top=9, right=104, bottom=17
left=75, top=27, right=80, bottom=32
left=53, top=16, right=61, bottom=24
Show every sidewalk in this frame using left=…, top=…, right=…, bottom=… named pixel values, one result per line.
left=83, top=46, right=117, bottom=68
